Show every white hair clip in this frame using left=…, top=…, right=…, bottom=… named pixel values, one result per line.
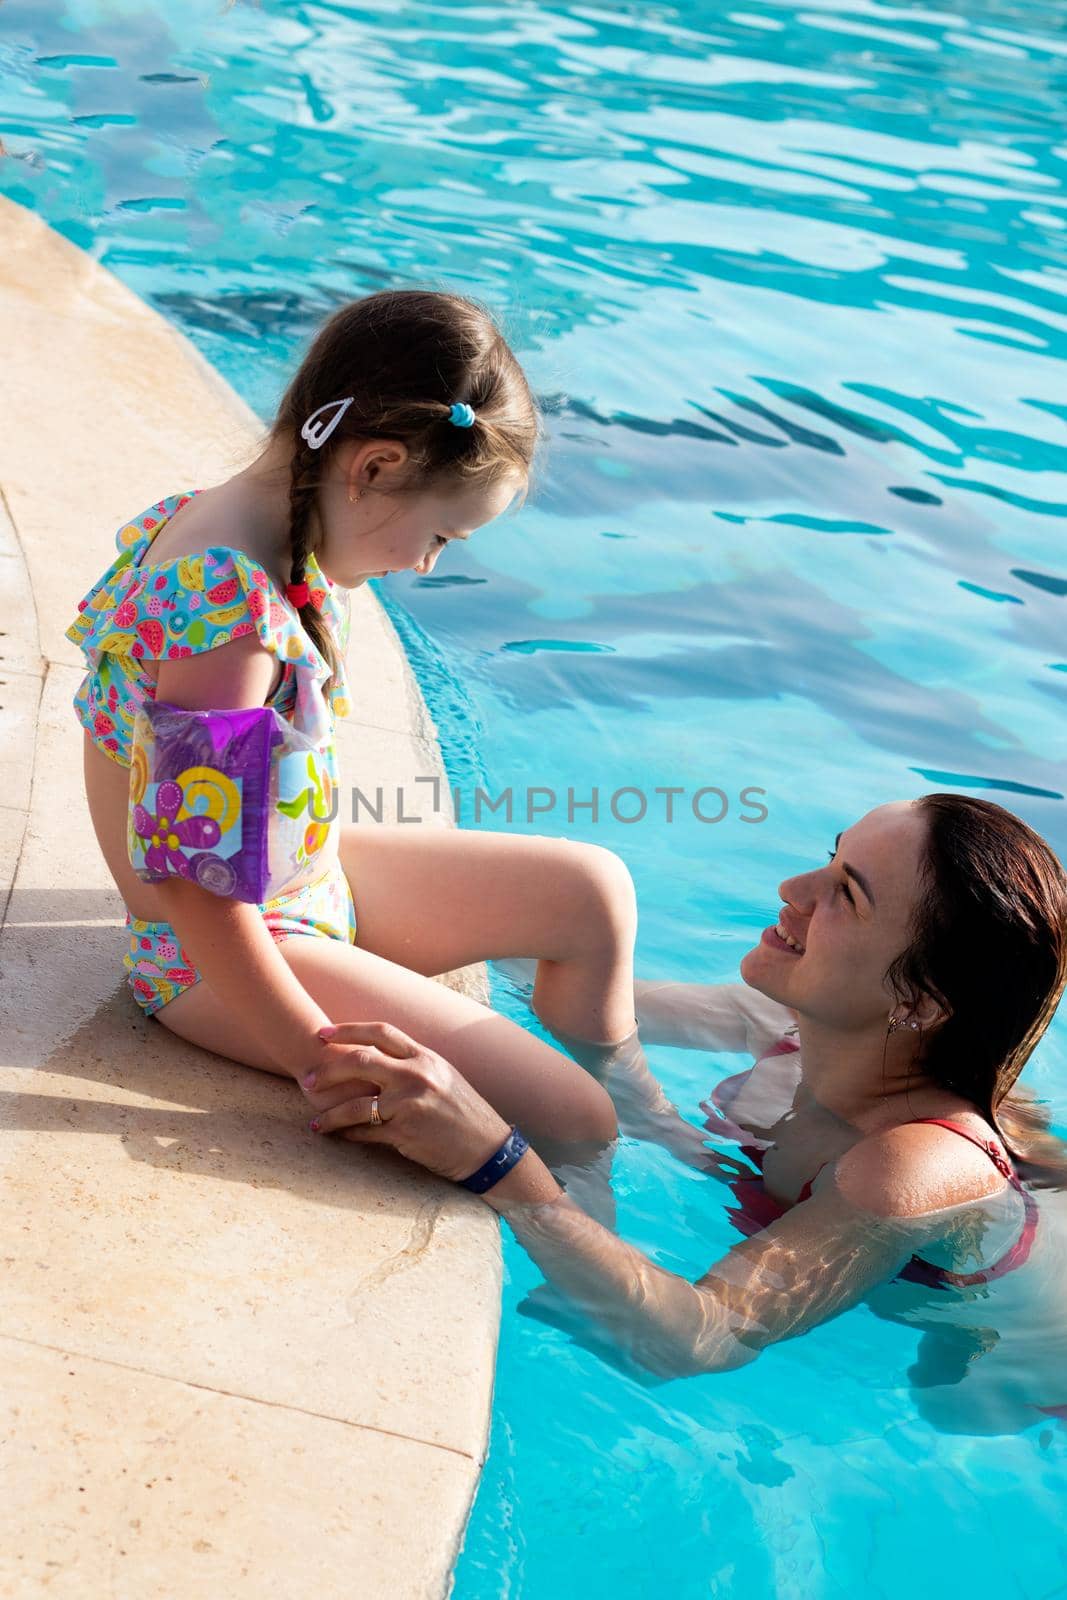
left=301, top=396, right=355, bottom=450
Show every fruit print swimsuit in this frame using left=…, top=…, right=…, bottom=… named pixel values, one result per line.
left=65, top=489, right=358, bottom=1016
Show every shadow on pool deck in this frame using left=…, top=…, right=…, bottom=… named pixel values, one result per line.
left=0, top=195, right=501, bottom=1599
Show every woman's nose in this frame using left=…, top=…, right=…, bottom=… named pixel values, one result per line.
left=779, top=871, right=816, bottom=910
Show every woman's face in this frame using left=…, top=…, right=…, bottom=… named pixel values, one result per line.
left=319, top=442, right=525, bottom=585
left=739, top=800, right=929, bottom=1030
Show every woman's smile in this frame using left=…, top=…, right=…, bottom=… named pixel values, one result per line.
left=761, top=923, right=805, bottom=955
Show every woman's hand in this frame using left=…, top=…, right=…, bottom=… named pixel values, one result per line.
left=300, top=1021, right=513, bottom=1184
left=297, top=1032, right=378, bottom=1118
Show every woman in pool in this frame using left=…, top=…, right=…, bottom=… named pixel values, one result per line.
left=300, top=793, right=1067, bottom=1411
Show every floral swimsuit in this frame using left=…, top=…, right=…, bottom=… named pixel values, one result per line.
left=65, top=488, right=358, bottom=1017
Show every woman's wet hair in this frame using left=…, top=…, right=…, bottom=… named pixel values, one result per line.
left=259, top=288, right=542, bottom=695
left=887, top=793, right=1067, bottom=1185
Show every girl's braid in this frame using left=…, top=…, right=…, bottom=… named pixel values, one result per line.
left=287, top=437, right=320, bottom=595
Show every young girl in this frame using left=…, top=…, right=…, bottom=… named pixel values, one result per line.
left=66, top=289, right=637, bottom=1155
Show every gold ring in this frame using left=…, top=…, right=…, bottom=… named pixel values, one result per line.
left=369, top=1095, right=383, bottom=1127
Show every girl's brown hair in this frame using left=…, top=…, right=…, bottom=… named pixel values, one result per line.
left=887, top=794, right=1067, bottom=1187
left=258, top=289, right=542, bottom=695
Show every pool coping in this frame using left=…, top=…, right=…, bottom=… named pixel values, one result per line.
left=0, top=195, right=501, bottom=1598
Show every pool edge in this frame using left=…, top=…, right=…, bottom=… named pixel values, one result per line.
left=0, top=194, right=501, bottom=1600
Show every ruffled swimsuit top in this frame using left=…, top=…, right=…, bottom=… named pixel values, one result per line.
left=65, top=489, right=354, bottom=898
left=65, top=487, right=353, bottom=768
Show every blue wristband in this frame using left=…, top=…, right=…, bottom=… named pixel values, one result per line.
left=459, top=1126, right=530, bottom=1194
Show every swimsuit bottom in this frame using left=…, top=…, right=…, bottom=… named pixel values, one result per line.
left=123, top=855, right=357, bottom=1017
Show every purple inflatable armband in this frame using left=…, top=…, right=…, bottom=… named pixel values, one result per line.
left=127, top=699, right=337, bottom=903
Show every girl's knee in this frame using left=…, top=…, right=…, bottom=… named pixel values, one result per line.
left=589, top=1081, right=620, bottom=1143
left=558, top=1074, right=618, bottom=1146
left=567, top=842, right=638, bottom=942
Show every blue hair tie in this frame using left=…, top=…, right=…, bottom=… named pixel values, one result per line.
left=449, top=401, right=476, bottom=428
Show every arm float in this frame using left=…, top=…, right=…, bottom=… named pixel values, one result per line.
left=127, top=699, right=336, bottom=903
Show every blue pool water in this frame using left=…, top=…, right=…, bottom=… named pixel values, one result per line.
left=4, top=0, right=1067, bottom=1593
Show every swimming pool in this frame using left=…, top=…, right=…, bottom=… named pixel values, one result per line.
left=4, top=0, right=1065, bottom=1592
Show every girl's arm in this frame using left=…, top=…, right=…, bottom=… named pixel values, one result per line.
left=147, top=876, right=335, bottom=1078
left=136, top=640, right=352, bottom=1083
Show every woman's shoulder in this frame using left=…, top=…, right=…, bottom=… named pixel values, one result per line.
left=833, top=1111, right=1017, bottom=1219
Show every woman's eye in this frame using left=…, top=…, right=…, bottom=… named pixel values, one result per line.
left=827, top=849, right=853, bottom=904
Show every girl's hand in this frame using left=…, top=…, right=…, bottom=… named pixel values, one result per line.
left=302, top=1021, right=513, bottom=1184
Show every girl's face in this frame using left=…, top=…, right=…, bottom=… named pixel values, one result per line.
left=318, top=443, right=525, bottom=585
left=738, top=800, right=930, bottom=1031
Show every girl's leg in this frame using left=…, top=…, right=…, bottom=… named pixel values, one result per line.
left=336, top=825, right=638, bottom=1047
left=494, top=958, right=745, bottom=1177
left=155, top=826, right=635, bottom=1194
left=154, top=932, right=616, bottom=1153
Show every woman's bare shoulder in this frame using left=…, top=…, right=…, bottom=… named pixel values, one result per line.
left=834, top=1118, right=1013, bottom=1219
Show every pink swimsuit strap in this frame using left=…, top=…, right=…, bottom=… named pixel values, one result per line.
left=892, top=1118, right=1039, bottom=1285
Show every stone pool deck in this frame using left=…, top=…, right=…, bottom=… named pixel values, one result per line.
left=0, top=196, right=501, bottom=1597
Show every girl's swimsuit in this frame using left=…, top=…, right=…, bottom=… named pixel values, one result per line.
left=706, top=1032, right=1040, bottom=1290
left=122, top=861, right=357, bottom=1017
left=65, top=488, right=357, bottom=1017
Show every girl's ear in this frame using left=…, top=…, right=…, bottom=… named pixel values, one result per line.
left=359, top=440, right=409, bottom=486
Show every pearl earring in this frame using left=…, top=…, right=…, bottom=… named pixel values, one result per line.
left=348, top=489, right=363, bottom=505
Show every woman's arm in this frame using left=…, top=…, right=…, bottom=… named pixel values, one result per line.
left=306, top=1025, right=961, bottom=1380
left=633, top=979, right=796, bottom=1059
left=496, top=961, right=795, bottom=1060
left=546, top=1021, right=757, bottom=1181
left=486, top=1134, right=958, bottom=1378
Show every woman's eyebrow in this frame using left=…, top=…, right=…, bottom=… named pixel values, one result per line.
left=833, top=831, right=877, bottom=909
